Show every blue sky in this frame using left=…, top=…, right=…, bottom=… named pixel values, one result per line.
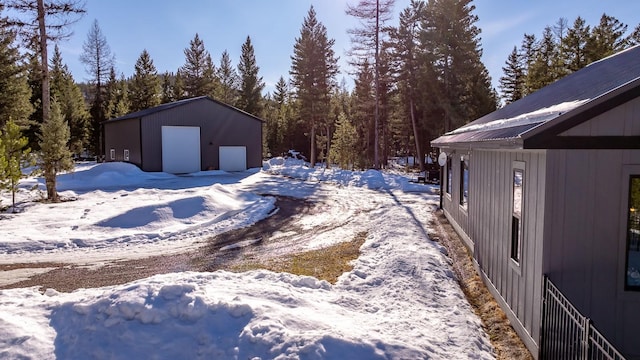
left=54, top=0, right=640, bottom=95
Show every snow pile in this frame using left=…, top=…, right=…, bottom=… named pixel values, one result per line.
left=263, top=157, right=433, bottom=193
left=450, top=99, right=590, bottom=134
left=0, top=161, right=495, bottom=359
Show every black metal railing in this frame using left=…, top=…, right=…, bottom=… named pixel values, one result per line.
left=541, top=276, right=626, bottom=360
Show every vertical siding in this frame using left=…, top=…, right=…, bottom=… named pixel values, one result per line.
left=560, top=96, right=640, bottom=136
left=544, top=149, right=640, bottom=358
left=443, top=148, right=546, bottom=355
left=103, top=118, right=142, bottom=167
left=140, top=99, right=263, bottom=172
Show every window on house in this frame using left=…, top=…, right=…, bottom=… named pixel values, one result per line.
left=110, top=149, right=115, bottom=160
left=123, top=149, right=130, bottom=161
left=460, top=156, right=469, bottom=208
left=446, top=156, right=452, bottom=195
left=625, top=175, right=640, bottom=291
left=511, top=167, right=524, bottom=263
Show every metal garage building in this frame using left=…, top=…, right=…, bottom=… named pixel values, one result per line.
left=103, top=96, right=263, bottom=173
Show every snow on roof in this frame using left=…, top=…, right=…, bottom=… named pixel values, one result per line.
left=450, top=99, right=590, bottom=135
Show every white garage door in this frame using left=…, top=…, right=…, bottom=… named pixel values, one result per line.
left=219, top=146, right=247, bottom=172
left=161, top=126, right=201, bottom=174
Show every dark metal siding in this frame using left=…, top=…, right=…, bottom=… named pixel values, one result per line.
left=544, top=149, right=640, bottom=359
left=139, top=99, right=262, bottom=172
left=103, top=118, right=142, bottom=167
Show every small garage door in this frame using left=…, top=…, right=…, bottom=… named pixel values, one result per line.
left=219, top=146, right=247, bottom=171
left=161, top=126, right=201, bottom=174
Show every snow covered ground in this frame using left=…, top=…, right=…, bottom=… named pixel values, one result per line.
left=0, top=159, right=495, bottom=359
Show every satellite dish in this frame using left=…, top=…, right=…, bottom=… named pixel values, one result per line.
left=438, top=152, right=447, bottom=167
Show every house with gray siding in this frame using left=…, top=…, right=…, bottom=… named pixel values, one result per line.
left=431, top=46, right=640, bottom=359
left=103, top=96, right=263, bottom=173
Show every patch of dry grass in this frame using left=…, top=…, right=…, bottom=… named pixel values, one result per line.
left=429, top=211, right=533, bottom=360
left=231, top=231, right=368, bottom=284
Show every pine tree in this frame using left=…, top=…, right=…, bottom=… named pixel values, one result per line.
left=1, top=120, right=31, bottom=211
left=290, top=7, right=338, bottom=167
left=527, top=26, right=559, bottom=92
left=129, top=49, right=161, bottom=112
left=264, top=76, right=290, bottom=156
left=563, top=17, right=591, bottom=72
left=216, top=50, right=239, bottom=105
left=237, top=36, right=265, bottom=117
left=160, top=71, right=176, bottom=103
left=173, top=71, right=185, bottom=100
left=50, top=44, right=89, bottom=156
left=347, top=0, right=395, bottom=169
left=628, top=24, right=640, bottom=46
left=329, top=112, right=358, bottom=170
left=104, top=68, right=129, bottom=119
left=7, top=0, right=85, bottom=154
left=390, top=0, right=427, bottom=171
left=38, top=99, right=73, bottom=202
left=0, top=19, right=33, bottom=130
left=587, top=14, right=628, bottom=62
left=180, top=33, right=218, bottom=98
left=421, top=0, right=495, bottom=132
left=499, top=46, right=525, bottom=104
left=80, top=19, right=114, bottom=159
left=352, top=59, right=375, bottom=168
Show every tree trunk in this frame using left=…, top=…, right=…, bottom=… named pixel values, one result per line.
left=38, top=0, right=58, bottom=202
left=409, top=98, right=424, bottom=172
left=373, top=0, right=380, bottom=170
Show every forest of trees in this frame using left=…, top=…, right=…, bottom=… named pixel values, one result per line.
left=0, top=0, right=639, bottom=207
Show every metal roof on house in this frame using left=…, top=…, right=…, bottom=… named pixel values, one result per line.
left=102, top=96, right=265, bottom=124
left=432, top=45, right=640, bottom=149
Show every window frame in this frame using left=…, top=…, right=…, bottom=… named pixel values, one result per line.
left=624, top=174, right=640, bottom=291
left=123, top=149, right=130, bottom=161
left=446, top=155, right=452, bottom=195
left=109, top=148, right=115, bottom=160
left=459, top=155, right=469, bottom=209
left=510, top=161, right=525, bottom=267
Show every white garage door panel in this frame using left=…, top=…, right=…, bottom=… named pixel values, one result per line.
left=219, top=146, right=247, bottom=172
left=162, top=126, right=201, bottom=174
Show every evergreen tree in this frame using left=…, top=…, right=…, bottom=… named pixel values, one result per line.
left=328, top=112, right=358, bottom=170
left=527, top=26, right=559, bottom=92
left=180, top=33, right=218, bottom=98
left=104, top=68, right=129, bottom=119
left=587, top=14, right=628, bottom=62
left=0, top=19, right=33, bottom=130
left=1, top=120, right=31, bottom=211
left=7, top=0, right=85, bottom=158
left=563, top=16, right=591, bottom=72
left=237, top=36, right=265, bottom=117
left=390, top=0, right=427, bottom=171
left=264, top=76, right=291, bottom=156
left=216, top=50, right=239, bottom=105
left=80, top=19, right=114, bottom=158
left=346, top=0, right=395, bottom=169
left=499, top=46, right=525, bottom=104
left=421, top=0, right=495, bottom=132
left=290, top=7, right=338, bottom=167
left=38, top=99, right=73, bottom=202
left=129, top=49, right=161, bottom=112
left=351, top=59, right=375, bottom=168
left=50, top=45, right=89, bottom=156
left=173, top=71, right=186, bottom=100
left=628, top=24, right=640, bottom=46
left=160, top=71, right=176, bottom=103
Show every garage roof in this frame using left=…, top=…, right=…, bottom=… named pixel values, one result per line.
left=102, top=96, right=265, bottom=124
left=432, top=45, right=640, bottom=149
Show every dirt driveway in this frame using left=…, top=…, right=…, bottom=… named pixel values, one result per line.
left=0, top=196, right=320, bottom=292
